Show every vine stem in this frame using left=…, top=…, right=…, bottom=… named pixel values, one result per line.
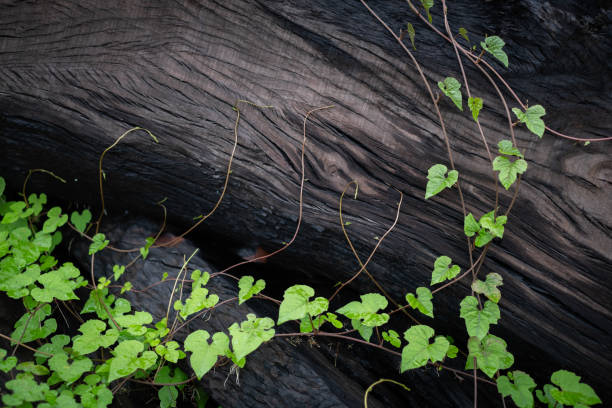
left=0, top=332, right=53, bottom=357
left=334, top=181, right=418, bottom=323
left=328, top=184, right=403, bottom=304
left=211, top=105, right=334, bottom=277
left=364, top=379, right=410, bottom=407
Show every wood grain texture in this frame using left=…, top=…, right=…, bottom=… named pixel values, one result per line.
left=1, top=0, right=611, bottom=405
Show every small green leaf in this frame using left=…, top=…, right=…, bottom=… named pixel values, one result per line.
left=420, top=0, right=434, bottom=23
left=437, top=77, right=463, bottom=111
left=228, top=313, right=275, bottom=363
left=512, top=105, right=546, bottom=138
left=479, top=211, right=507, bottom=239
left=536, top=384, right=559, bottom=407
left=0, top=348, right=18, bottom=372
left=468, top=97, right=483, bottom=121
left=139, top=236, right=155, bottom=260
left=431, top=255, right=461, bottom=285
left=108, top=340, right=157, bottom=382
left=89, top=233, right=109, bottom=255
left=158, top=385, right=178, bottom=408
left=481, top=36, right=509, bottom=67
left=401, top=325, right=449, bottom=372
left=28, top=193, right=47, bottom=216
left=458, top=27, right=469, bottom=43
left=549, top=370, right=601, bottom=406
left=382, top=330, right=401, bottom=348
left=16, top=361, right=49, bottom=376
left=0, top=177, right=5, bottom=196
left=120, top=281, right=132, bottom=294
left=466, top=334, right=514, bottom=378
left=405, top=287, right=434, bottom=318
left=498, top=140, right=524, bottom=158
left=497, top=371, right=537, bottom=408
left=351, top=319, right=373, bottom=342
left=464, top=213, right=480, bottom=237
left=113, top=264, right=125, bottom=281
left=72, top=320, right=119, bottom=355
left=472, top=273, right=503, bottom=303
left=407, top=23, right=416, bottom=50
left=173, top=271, right=218, bottom=319
left=300, top=312, right=342, bottom=333
left=493, top=156, right=528, bottom=190
left=155, top=341, right=186, bottom=363
left=460, top=296, right=500, bottom=340
left=48, top=353, right=93, bottom=384
left=278, top=285, right=328, bottom=325
left=42, top=206, right=68, bottom=233
left=11, top=304, right=57, bottom=343
left=336, top=293, right=389, bottom=327
left=238, top=275, right=266, bottom=305
left=2, top=377, right=49, bottom=406
left=31, top=262, right=86, bottom=303
left=70, top=210, right=91, bottom=233
left=425, top=164, right=458, bottom=199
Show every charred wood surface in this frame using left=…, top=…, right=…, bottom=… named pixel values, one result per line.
left=1, top=0, right=611, bottom=405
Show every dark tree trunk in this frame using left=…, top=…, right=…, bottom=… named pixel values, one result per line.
left=1, top=0, right=611, bottom=406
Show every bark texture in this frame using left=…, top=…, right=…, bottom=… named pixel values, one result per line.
left=1, top=0, right=611, bottom=406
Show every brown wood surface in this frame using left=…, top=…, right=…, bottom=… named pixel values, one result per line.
left=1, top=0, right=611, bottom=405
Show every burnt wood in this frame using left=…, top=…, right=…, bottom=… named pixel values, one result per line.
left=1, top=0, right=611, bottom=406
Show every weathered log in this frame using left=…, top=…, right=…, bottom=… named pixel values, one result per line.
left=1, top=0, right=611, bottom=405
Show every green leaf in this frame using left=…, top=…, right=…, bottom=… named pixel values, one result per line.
left=437, top=77, right=463, bottom=110
left=351, top=319, right=373, bottom=342
left=228, top=313, right=275, bottom=363
left=28, top=193, right=47, bottom=216
left=0, top=263, right=40, bottom=299
left=407, top=23, right=416, bottom=50
left=70, top=210, right=91, bottom=233
left=113, top=264, right=125, bottom=281
left=498, top=140, right=524, bottom=158
left=479, top=211, right=507, bottom=238
left=431, top=255, right=461, bottom=285
left=400, top=325, right=449, bottom=372
left=458, top=27, right=469, bottom=43
left=0, top=348, right=18, bottom=372
left=468, top=97, right=483, bottom=121
left=493, top=155, right=528, bottom=190
left=238, top=275, right=266, bottom=305
left=472, top=273, right=503, bottom=303
left=34, top=334, right=70, bottom=363
left=159, top=385, right=179, bottom=408
left=300, top=312, right=343, bottom=333
left=481, top=36, right=509, bottom=67
left=16, top=361, right=49, bottom=376
left=155, top=341, right=186, bottom=363
left=549, top=370, right=601, bottom=406
left=114, top=310, right=153, bottom=336
left=536, top=384, right=560, bottom=408
left=425, top=164, right=459, bottom=199
left=2, top=377, right=49, bottom=406
left=155, top=365, right=188, bottom=386
left=11, top=304, right=57, bottom=343
left=108, top=340, right=157, bottom=382
left=382, top=330, right=401, bottom=348
left=120, top=281, right=132, bottom=294
left=184, top=330, right=229, bottom=379
left=446, top=344, right=459, bottom=359
left=475, top=228, right=494, bottom=247
left=2, top=201, right=33, bottom=224
left=42, top=207, right=68, bottom=234
left=72, top=320, right=119, bottom=355
left=497, top=371, right=537, bottom=408
left=464, top=213, right=480, bottom=237
left=460, top=296, right=500, bottom=340
left=31, top=262, right=86, bottom=303
left=466, top=334, right=514, bottom=378
left=89, top=233, right=109, bottom=255
left=0, top=176, right=5, bottom=197
left=139, top=236, right=155, bottom=260
left=405, top=287, right=434, bottom=318
left=173, top=270, right=219, bottom=319
left=420, top=0, right=434, bottom=23
left=278, top=285, right=328, bottom=325
left=48, top=353, right=92, bottom=384
left=336, top=293, right=389, bottom=327
left=512, top=105, right=546, bottom=138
